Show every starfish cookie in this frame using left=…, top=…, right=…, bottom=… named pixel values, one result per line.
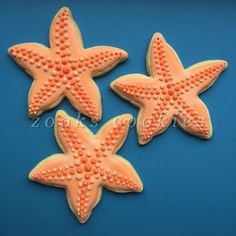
left=111, top=33, right=227, bottom=145
left=29, top=110, right=143, bottom=223
left=8, top=7, right=127, bottom=121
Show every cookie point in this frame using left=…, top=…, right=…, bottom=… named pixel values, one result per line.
left=138, top=136, right=150, bottom=146
left=114, top=48, right=128, bottom=60
left=110, top=79, right=121, bottom=91
left=115, top=114, right=133, bottom=127
left=137, top=182, right=144, bottom=192
left=55, top=110, right=69, bottom=123
left=195, top=127, right=212, bottom=140
left=8, top=46, right=15, bottom=55
left=28, top=169, right=36, bottom=180
left=92, top=114, right=101, bottom=123
left=121, top=49, right=128, bottom=59
left=124, top=113, right=133, bottom=123
left=213, top=60, right=228, bottom=70
left=153, top=32, right=165, bottom=41
left=59, top=6, right=71, bottom=14
left=78, top=215, right=88, bottom=224
left=204, top=130, right=213, bottom=139
left=56, top=109, right=66, bottom=117
left=28, top=110, right=38, bottom=119
left=110, top=80, right=117, bottom=89
left=222, top=60, right=228, bottom=69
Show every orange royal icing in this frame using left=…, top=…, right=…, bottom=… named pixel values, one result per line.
left=8, top=7, right=127, bottom=121
left=29, top=110, right=143, bottom=223
left=111, top=33, right=227, bottom=145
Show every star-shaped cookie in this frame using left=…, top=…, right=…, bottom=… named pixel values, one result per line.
left=111, top=33, right=227, bottom=144
left=9, top=7, right=127, bottom=121
left=29, top=110, right=143, bottom=223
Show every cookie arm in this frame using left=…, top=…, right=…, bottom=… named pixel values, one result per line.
left=85, top=46, right=128, bottom=77
left=55, top=110, right=95, bottom=153
left=176, top=98, right=212, bottom=139
left=49, top=7, right=84, bottom=53
left=111, top=74, right=154, bottom=106
left=66, top=182, right=102, bottom=223
left=8, top=43, right=50, bottom=79
left=101, top=155, right=143, bottom=193
left=97, top=114, right=132, bottom=153
left=186, top=60, right=227, bottom=94
left=147, top=33, right=184, bottom=81
left=137, top=104, right=173, bottom=145
left=29, top=154, right=70, bottom=187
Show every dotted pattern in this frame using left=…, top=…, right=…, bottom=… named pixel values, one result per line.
left=113, top=34, right=227, bottom=142
left=9, top=8, right=127, bottom=121
left=30, top=113, right=142, bottom=222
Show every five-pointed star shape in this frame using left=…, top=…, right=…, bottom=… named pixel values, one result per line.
left=8, top=7, right=127, bottom=121
left=29, top=110, right=143, bottom=223
left=111, top=33, right=227, bottom=145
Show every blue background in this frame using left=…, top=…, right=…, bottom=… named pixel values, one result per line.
left=0, top=0, right=235, bottom=235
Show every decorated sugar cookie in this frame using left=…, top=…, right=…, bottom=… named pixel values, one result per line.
left=8, top=7, right=127, bottom=121
left=111, top=33, right=227, bottom=145
left=29, top=110, right=143, bottom=223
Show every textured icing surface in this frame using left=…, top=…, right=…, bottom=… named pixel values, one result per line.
left=9, top=7, right=127, bottom=121
left=111, top=33, right=227, bottom=144
left=29, top=110, right=143, bottom=223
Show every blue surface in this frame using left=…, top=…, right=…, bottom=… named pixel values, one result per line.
left=0, top=0, right=236, bottom=235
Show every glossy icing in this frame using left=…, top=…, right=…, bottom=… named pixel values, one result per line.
left=9, top=7, right=127, bottom=121
left=111, top=33, right=227, bottom=144
left=29, top=110, right=143, bottom=223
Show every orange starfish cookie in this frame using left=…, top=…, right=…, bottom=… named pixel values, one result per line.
left=111, top=33, right=227, bottom=145
left=8, top=7, right=127, bottom=121
left=29, top=110, right=143, bottom=223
